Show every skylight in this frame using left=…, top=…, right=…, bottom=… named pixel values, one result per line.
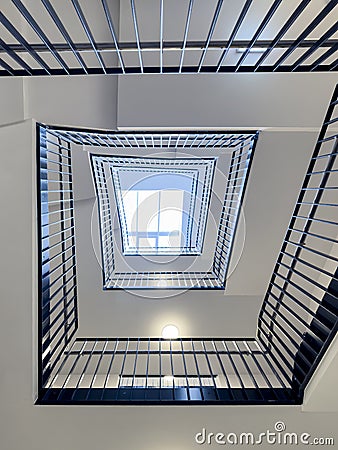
left=121, top=189, right=186, bottom=254
left=110, top=159, right=216, bottom=256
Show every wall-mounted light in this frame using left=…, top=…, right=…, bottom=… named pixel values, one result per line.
left=161, top=324, right=179, bottom=339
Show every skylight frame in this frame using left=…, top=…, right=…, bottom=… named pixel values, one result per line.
left=92, top=155, right=217, bottom=257
left=111, top=166, right=199, bottom=256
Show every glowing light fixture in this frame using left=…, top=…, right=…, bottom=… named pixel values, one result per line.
left=161, top=324, right=179, bottom=340
left=236, top=47, right=266, bottom=53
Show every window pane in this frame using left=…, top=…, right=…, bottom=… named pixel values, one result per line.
left=138, top=190, right=159, bottom=232
left=122, top=190, right=138, bottom=232
left=159, top=190, right=184, bottom=232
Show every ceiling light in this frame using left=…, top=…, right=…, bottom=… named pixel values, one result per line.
left=161, top=324, right=179, bottom=340
left=236, top=48, right=266, bottom=53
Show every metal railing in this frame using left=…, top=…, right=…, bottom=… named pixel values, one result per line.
left=38, top=338, right=294, bottom=404
left=37, top=125, right=78, bottom=392
left=91, top=155, right=115, bottom=286
left=213, top=138, right=255, bottom=284
left=87, top=131, right=257, bottom=289
left=36, top=84, right=338, bottom=404
left=258, top=84, right=338, bottom=401
left=1, top=0, right=337, bottom=76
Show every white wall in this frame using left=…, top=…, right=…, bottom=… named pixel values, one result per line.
left=117, top=73, right=338, bottom=129
left=0, top=77, right=24, bottom=126
left=24, top=75, right=119, bottom=129
left=0, top=70, right=337, bottom=450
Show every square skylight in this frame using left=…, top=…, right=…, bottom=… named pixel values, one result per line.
left=92, top=156, right=216, bottom=256
left=120, top=188, right=186, bottom=253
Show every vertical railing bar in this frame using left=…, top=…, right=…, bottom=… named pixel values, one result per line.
left=145, top=337, right=150, bottom=388
left=71, top=340, right=97, bottom=400
left=131, top=338, right=140, bottom=388
left=233, top=340, right=264, bottom=399
left=222, top=340, right=246, bottom=394
left=159, top=339, right=162, bottom=393
left=310, top=42, right=338, bottom=72
left=281, top=249, right=338, bottom=281
left=70, top=0, right=107, bottom=74
left=263, top=291, right=316, bottom=340
left=133, top=135, right=140, bottom=148
left=86, top=339, right=109, bottom=398
left=58, top=137, right=69, bottom=348
left=102, top=339, right=119, bottom=395
left=258, top=337, right=293, bottom=385
left=0, top=10, right=51, bottom=74
left=189, top=135, right=199, bottom=148
left=211, top=340, right=231, bottom=390
left=183, top=135, right=190, bottom=148
left=38, top=127, right=50, bottom=391
left=253, top=0, right=311, bottom=71
left=329, top=58, right=338, bottom=71
left=41, top=0, right=88, bottom=73
left=130, top=0, right=144, bottom=73
left=0, top=38, right=32, bottom=75
left=101, top=0, right=126, bottom=73
left=244, top=341, right=287, bottom=389
left=275, top=260, right=336, bottom=310
left=105, top=135, right=117, bottom=147
left=12, top=0, right=70, bottom=73
left=117, top=339, right=129, bottom=393
left=47, top=339, right=79, bottom=389
left=235, top=0, right=283, bottom=72
left=197, top=0, right=224, bottom=72
left=169, top=340, right=175, bottom=392
left=272, top=0, right=338, bottom=71
left=273, top=268, right=337, bottom=315
left=201, top=340, right=219, bottom=398
left=0, top=56, right=14, bottom=75
left=65, top=139, right=78, bottom=335
left=291, top=21, right=338, bottom=71
left=159, top=0, right=164, bottom=73
left=216, top=0, right=253, bottom=71
left=180, top=339, right=190, bottom=395
left=179, top=0, right=194, bottom=72
left=191, top=339, right=204, bottom=400
left=57, top=341, right=85, bottom=391
left=244, top=342, right=279, bottom=394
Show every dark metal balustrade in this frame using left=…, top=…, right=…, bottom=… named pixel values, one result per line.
left=87, top=131, right=257, bottom=289
left=36, top=83, right=338, bottom=404
left=258, top=83, right=338, bottom=402
left=38, top=338, right=294, bottom=405
left=0, top=0, right=337, bottom=76
left=37, top=125, right=79, bottom=392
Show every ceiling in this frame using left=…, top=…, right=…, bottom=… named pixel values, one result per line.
left=0, top=0, right=337, bottom=75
